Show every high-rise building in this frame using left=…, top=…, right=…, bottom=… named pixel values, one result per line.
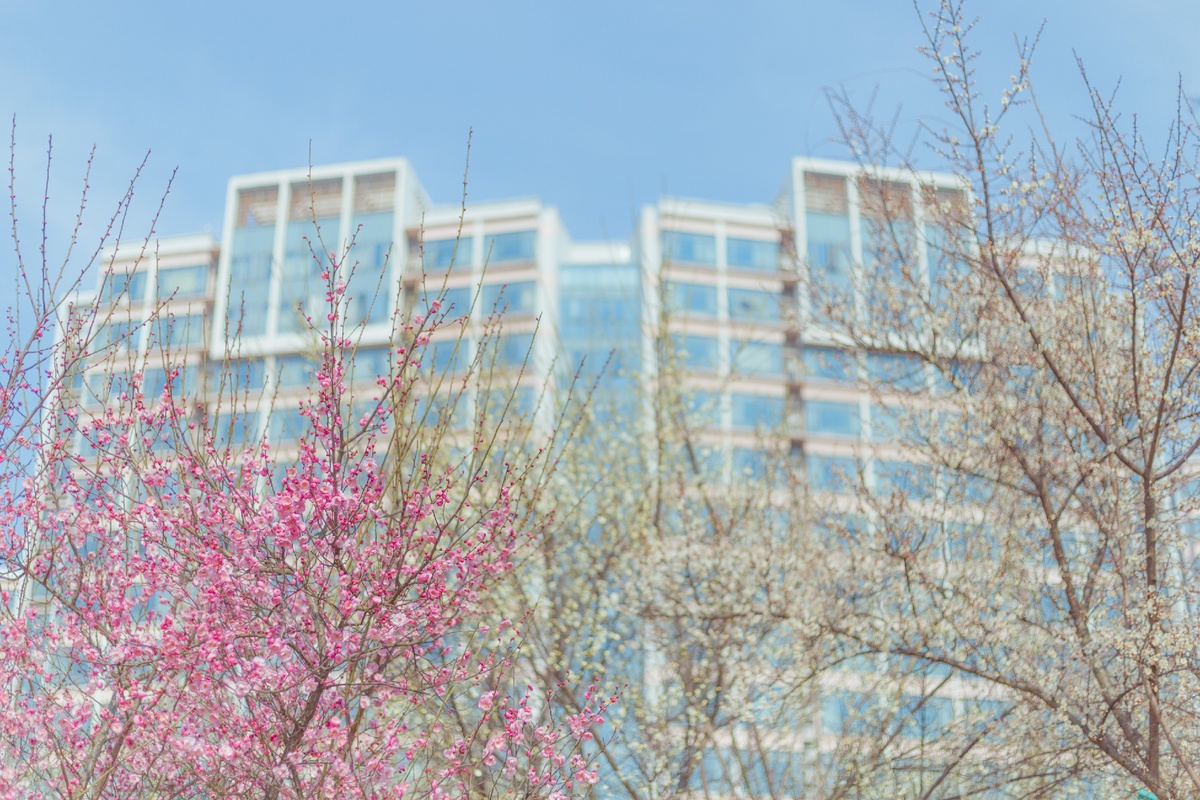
left=69, top=155, right=992, bottom=796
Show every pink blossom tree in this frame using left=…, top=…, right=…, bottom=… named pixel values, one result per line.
left=0, top=132, right=610, bottom=799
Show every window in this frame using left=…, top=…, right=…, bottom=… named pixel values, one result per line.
left=101, top=270, right=149, bottom=305
left=278, top=218, right=340, bottom=335
left=346, top=211, right=394, bottom=326
left=867, top=352, right=926, bottom=390
left=808, top=454, right=857, bottom=493
left=484, top=231, right=536, bottom=264
left=481, top=281, right=536, bottom=314
left=412, top=286, right=472, bottom=319
left=83, top=370, right=134, bottom=409
left=143, top=366, right=198, bottom=401
left=348, top=346, right=391, bottom=384
left=731, top=393, right=783, bottom=429
left=727, top=287, right=780, bottom=322
left=270, top=407, right=307, bottom=444
left=875, top=460, right=935, bottom=500
left=726, top=237, right=780, bottom=271
left=686, top=389, right=721, bottom=426
left=729, top=339, right=782, bottom=376
left=207, top=358, right=266, bottom=392
left=663, top=281, right=718, bottom=318
left=804, top=347, right=855, bottom=382
left=904, top=695, right=955, bottom=739
left=152, top=314, right=205, bottom=351
left=662, top=231, right=716, bottom=266
left=227, top=225, right=274, bottom=336
left=95, top=320, right=137, bottom=351
left=423, top=339, right=465, bottom=375
left=806, top=213, right=852, bottom=292
left=871, top=404, right=905, bottom=441
left=733, top=447, right=771, bottom=479
left=156, top=265, right=209, bottom=300
left=276, top=354, right=319, bottom=389
left=422, top=237, right=473, bottom=270
left=670, top=334, right=719, bottom=372
left=494, top=333, right=534, bottom=367
left=213, top=411, right=257, bottom=448
left=806, top=400, right=861, bottom=437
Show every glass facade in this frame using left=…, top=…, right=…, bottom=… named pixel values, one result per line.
left=227, top=224, right=274, bottom=337
left=727, top=236, right=780, bottom=271
left=806, top=400, right=861, bottom=438
left=485, top=230, right=536, bottom=263
left=729, top=339, right=782, bottom=376
left=731, top=393, right=784, bottom=429
left=279, top=217, right=340, bottom=335
left=559, top=263, right=641, bottom=389
left=662, top=231, right=716, bottom=266
left=156, top=265, right=209, bottom=300
left=482, top=281, right=536, bottom=315
left=804, top=347, right=855, bottom=382
left=663, top=281, right=718, bottom=318
left=672, top=334, right=719, bottom=372
left=422, top=236, right=472, bottom=270
left=346, top=211, right=394, bottom=326
left=728, top=287, right=780, bottom=322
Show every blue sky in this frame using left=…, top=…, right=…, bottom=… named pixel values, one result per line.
left=3, top=0, right=1200, bottom=262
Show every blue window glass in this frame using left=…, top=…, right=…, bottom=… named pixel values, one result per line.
left=152, top=314, right=204, bottom=351
left=729, top=339, right=782, bottom=376
left=871, top=404, right=905, bottom=441
left=142, top=366, right=199, bottom=401
left=807, top=212, right=853, bottom=325
left=662, top=231, right=717, bottom=266
left=213, top=411, right=257, bottom=448
left=346, top=211, right=394, bottom=326
left=806, top=212, right=852, bottom=287
left=96, top=320, right=137, bottom=351
left=84, top=370, right=134, bottom=409
left=727, top=287, right=780, bottom=322
left=663, top=281, right=718, bottom=317
left=875, top=460, right=935, bottom=499
left=413, top=286, right=473, bottom=319
left=862, top=218, right=916, bottom=282
left=804, top=347, right=855, bottom=382
left=808, top=454, right=857, bottom=493
left=686, top=389, right=721, bottom=426
left=867, top=352, right=926, bottom=390
left=484, top=386, right=535, bottom=418
left=485, top=230, right=536, bottom=264
left=276, top=354, right=319, bottom=389
left=156, top=265, right=209, bottom=300
left=732, top=447, right=770, bottom=479
left=278, top=218, right=340, bottom=335
left=727, top=236, right=780, bottom=271
left=731, top=393, right=784, bottom=429
left=349, top=346, right=391, bottom=384
left=206, top=358, right=265, bottom=392
left=423, top=339, right=465, bottom=376
left=806, top=400, right=861, bottom=437
left=481, top=281, right=536, bottom=314
left=227, top=225, right=275, bottom=337
left=101, top=270, right=149, bottom=305
left=670, top=334, right=719, bottom=372
left=904, top=695, right=955, bottom=739
left=422, top=237, right=473, bottom=270
left=495, top=333, right=534, bottom=367
left=270, top=407, right=307, bottom=444
left=926, top=224, right=971, bottom=301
